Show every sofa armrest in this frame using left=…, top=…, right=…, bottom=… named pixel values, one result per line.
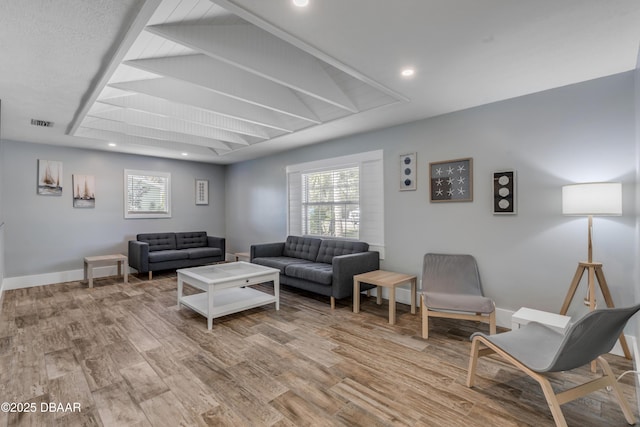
left=207, top=236, right=226, bottom=255
left=128, top=240, right=149, bottom=273
left=250, top=242, right=285, bottom=260
left=332, top=251, right=380, bottom=300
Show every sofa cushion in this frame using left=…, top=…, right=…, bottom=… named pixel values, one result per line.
left=137, top=233, right=177, bottom=252
left=252, top=256, right=312, bottom=274
left=315, top=239, right=369, bottom=264
left=285, top=262, right=333, bottom=285
left=149, top=249, right=189, bottom=263
left=282, top=236, right=322, bottom=261
left=186, top=247, right=222, bottom=259
left=176, top=231, right=208, bottom=249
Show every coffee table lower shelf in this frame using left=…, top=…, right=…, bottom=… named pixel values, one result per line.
left=180, top=287, right=276, bottom=326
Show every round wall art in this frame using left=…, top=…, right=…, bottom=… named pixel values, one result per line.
left=400, top=153, right=417, bottom=191
left=493, top=170, right=516, bottom=214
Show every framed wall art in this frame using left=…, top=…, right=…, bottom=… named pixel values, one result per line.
left=72, top=174, right=95, bottom=208
left=399, top=152, right=416, bottom=191
left=37, top=159, right=63, bottom=196
left=493, top=170, right=516, bottom=214
left=429, top=157, right=473, bottom=202
left=195, top=179, right=209, bottom=205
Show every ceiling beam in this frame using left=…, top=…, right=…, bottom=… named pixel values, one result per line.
left=146, top=23, right=358, bottom=113
left=98, top=93, right=271, bottom=139
left=76, top=127, right=223, bottom=156
left=109, top=78, right=302, bottom=133
left=124, top=54, right=321, bottom=123
left=67, top=0, right=163, bottom=135
left=210, top=0, right=409, bottom=103
left=87, top=106, right=251, bottom=145
left=81, top=116, right=235, bottom=150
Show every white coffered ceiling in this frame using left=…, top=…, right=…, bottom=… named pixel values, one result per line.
left=1, top=0, right=639, bottom=164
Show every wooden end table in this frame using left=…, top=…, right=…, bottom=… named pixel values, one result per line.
left=234, top=252, right=250, bottom=262
left=84, top=254, right=128, bottom=288
left=353, top=270, right=417, bottom=325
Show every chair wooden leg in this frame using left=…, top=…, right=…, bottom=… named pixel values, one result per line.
left=488, top=310, right=496, bottom=335
left=597, top=356, right=637, bottom=425
left=535, top=374, right=568, bottom=427
left=421, top=294, right=429, bottom=339
left=467, top=338, right=481, bottom=387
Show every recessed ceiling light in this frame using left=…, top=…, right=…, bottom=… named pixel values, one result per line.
left=401, top=68, right=415, bottom=78
left=293, top=0, right=309, bottom=7
left=108, top=143, right=116, bottom=147
left=181, top=152, right=188, bottom=156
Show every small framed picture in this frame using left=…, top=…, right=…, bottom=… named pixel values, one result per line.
left=493, top=170, right=516, bottom=214
left=72, top=174, right=95, bottom=208
left=429, top=157, right=473, bottom=202
left=195, top=179, right=209, bottom=205
left=37, top=159, right=63, bottom=196
left=399, top=153, right=417, bottom=191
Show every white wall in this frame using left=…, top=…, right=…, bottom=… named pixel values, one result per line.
left=226, top=71, right=638, bottom=320
left=1, top=141, right=226, bottom=279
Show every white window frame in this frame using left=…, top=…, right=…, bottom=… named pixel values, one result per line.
left=124, top=169, right=171, bottom=219
left=286, top=150, right=385, bottom=258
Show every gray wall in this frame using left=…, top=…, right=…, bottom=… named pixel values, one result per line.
left=0, top=138, right=5, bottom=288
left=226, top=71, right=638, bottom=317
left=1, top=141, right=226, bottom=277
left=634, top=66, right=640, bottom=342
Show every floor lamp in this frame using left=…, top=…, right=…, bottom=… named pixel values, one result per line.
left=560, top=182, right=631, bottom=360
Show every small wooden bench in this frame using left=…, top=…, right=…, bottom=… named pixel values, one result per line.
left=84, top=254, right=128, bottom=288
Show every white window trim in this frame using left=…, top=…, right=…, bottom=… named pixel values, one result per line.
left=286, top=150, right=385, bottom=258
left=124, top=169, right=172, bottom=219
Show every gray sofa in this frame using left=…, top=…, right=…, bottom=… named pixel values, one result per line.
left=128, top=231, right=225, bottom=279
left=250, top=235, right=379, bottom=308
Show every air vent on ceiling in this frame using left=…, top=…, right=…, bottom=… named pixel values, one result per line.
left=31, top=119, right=54, bottom=127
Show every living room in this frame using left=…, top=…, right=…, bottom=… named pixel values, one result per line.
left=1, top=1, right=640, bottom=426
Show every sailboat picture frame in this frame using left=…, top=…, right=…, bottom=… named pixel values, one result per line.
left=73, top=174, right=95, bottom=208
left=37, top=159, right=63, bottom=196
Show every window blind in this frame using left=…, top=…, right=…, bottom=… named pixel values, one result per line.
left=124, top=170, right=171, bottom=218
left=286, top=150, right=384, bottom=258
left=302, top=166, right=359, bottom=238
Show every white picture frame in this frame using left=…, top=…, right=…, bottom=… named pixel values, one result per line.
left=400, top=153, right=417, bottom=191
left=196, top=179, right=209, bottom=205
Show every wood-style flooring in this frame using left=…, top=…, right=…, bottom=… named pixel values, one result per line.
left=0, top=271, right=636, bottom=426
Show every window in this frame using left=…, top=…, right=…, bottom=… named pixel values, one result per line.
left=287, top=150, right=385, bottom=257
left=302, top=166, right=359, bottom=238
left=124, top=169, right=171, bottom=219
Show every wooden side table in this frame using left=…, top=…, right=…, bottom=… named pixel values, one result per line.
left=353, top=270, right=417, bottom=325
left=234, top=252, right=250, bottom=262
left=84, top=254, right=128, bottom=288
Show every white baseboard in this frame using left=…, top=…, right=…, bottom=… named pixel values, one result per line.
left=2, top=265, right=128, bottom=290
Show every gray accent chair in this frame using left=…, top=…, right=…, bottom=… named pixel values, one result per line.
left=420, top=253, right=496, bottom=339
left=467, top=303, right=640, bottom=427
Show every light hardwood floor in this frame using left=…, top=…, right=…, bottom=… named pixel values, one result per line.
left=0, top=271, right=636, bottom=426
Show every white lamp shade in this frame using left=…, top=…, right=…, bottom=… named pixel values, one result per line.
left=562, top=182, right=622, bottom=215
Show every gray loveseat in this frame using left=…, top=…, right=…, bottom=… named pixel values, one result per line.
left=128, top=231, right=225, bottom=279
left=250, top=235, right=379, bottom=308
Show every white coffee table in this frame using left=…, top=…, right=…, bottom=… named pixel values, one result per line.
left=177, top=261, right=280, bottom=329
left=511, top=307, right=571, bottom=334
